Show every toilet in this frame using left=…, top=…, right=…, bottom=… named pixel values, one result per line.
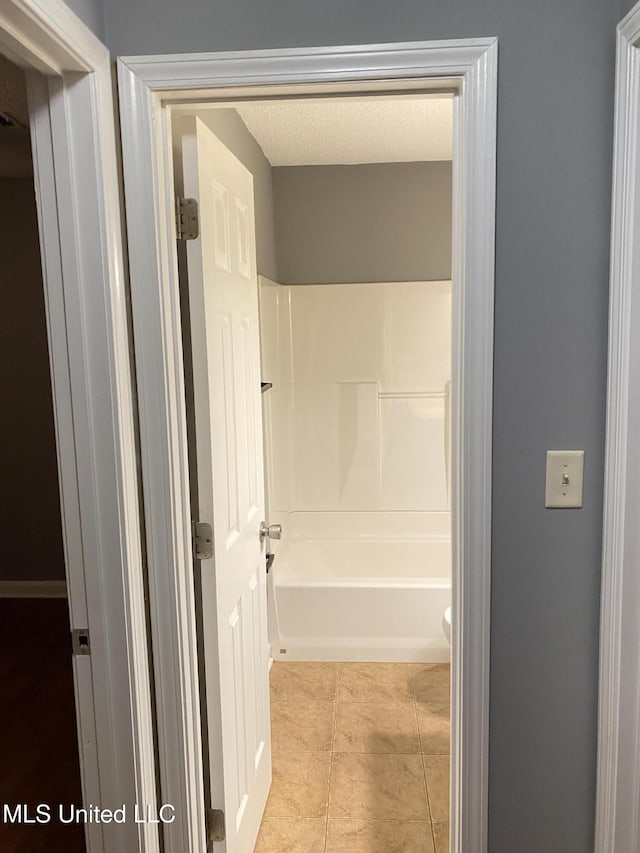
left=442, top=606, right=452, bottom=645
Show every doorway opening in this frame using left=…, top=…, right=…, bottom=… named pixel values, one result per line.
left=118, top=39, right=496, bottom=853
left=0, top=53, right=85, bottom=853
left=172, top=92, right=453, bottom=851
left=0, top=4, right=160, bottom=850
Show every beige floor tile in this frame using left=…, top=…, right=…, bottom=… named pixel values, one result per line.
left=423, top=755, right=450, bottom=823
left=337, top=663, right=413, bottom=703
left=271, top=701, right=334, bottom=752
left=432, top=821, right=450, bottom=853
left=326, top=819, right=435, bottom=852
left=270, top=662, right=338, bottom=702
left=333, top=702, right=420, bottom=754
left=416, top=703, right=450, bottom=755
left=255, top=818, right=326, bottom=853
left=411, top=664, right=451, bottom=705
left=329, top=752, right=429, bottom=820
left=265, top=752, right=331, bottom=818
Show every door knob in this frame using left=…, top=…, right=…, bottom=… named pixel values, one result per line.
left=260, top=522, right=282, bottom=543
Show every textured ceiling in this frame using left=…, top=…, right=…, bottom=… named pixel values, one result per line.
left=233, top=95, right=453, bottom=166
left=0, top=54, right=31, bottom=177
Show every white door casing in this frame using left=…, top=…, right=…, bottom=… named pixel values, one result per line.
left=596, top=3, right=640, bottom=851
left=118, top=40, right=497, bottom=853
left=182, top=116, right=272, bottom=851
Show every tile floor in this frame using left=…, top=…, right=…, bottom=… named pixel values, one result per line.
left=256, top=661, right=450, bottom=853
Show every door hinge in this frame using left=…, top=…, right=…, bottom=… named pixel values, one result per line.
left=206, top=807, right=225, bottom=843
left=71, top=629, right=91, bottom=656
left=192, top=521, right=213, bottom=560
left=175, top=197, right=199, bottom=240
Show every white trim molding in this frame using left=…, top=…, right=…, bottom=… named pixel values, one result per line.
left=0, top=3, right=159, bottom=852
left=597, top=5, right=640, bottom=851
left=0, top=0, right=103, bottom=73
left=118, top=39, right=497, bottom=853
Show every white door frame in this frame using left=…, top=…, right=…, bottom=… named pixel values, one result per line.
left=118, top=39, right=497, bottom=852
left=0, top=3, right=158, bottom=852
left=596, top=4, right=640, bottom=851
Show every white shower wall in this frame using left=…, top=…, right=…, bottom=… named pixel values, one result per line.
left=259, top=277, right=452, bottom=526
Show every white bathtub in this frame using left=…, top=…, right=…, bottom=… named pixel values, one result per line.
left=268, top=530, right=451, bottom=663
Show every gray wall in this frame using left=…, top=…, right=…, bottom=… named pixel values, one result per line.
left=0, top=179, right=65, bottom=581
left=273, top=162, right=451, bottom=284
left=198, top=110, right=278, bottom=281
left=63, top=0, right=105, bottom=39
left=620, top=0, right=636, bottom=18
left=102, top=1, right=620, bottom=850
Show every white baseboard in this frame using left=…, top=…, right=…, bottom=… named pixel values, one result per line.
left=0, top=580, right=67, bottom=598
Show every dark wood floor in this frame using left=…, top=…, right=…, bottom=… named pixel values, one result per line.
left=0, top=598, right=86, bottom=853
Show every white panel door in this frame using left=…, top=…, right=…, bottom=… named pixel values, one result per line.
left=181, top=116, right=271, bottom=852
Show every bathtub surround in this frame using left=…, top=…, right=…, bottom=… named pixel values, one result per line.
left=259, top=277, right=452, bottom=661
left=260, top=277, right=451, bottom=515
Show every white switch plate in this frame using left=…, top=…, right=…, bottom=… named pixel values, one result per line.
left=545, top=450, right=584, bottom=508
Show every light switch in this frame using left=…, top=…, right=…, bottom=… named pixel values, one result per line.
left=545, top=450, right=584, bottom=508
